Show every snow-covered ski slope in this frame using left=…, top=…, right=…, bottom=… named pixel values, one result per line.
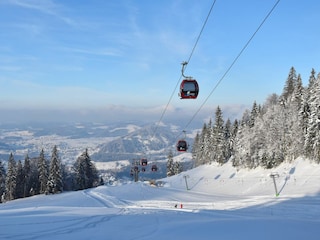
left=1, top=153, right=320, bottom=240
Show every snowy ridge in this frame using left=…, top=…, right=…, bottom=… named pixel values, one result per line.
left=1, top=157, right=320, bottom=239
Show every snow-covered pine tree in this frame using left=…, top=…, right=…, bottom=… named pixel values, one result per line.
left=74, top=149, right=99, bottom=190
left=5, top=153, right=17, bottom=201
left=232, top=116, right=251, bottom=168
left=247, top=123, right=263, bottom=168
left=194, top=122, right=210, bottom=165
left=305, top=73, right=320, bottom=162
left=249, top=101, right=259, bottom=128
left=206, top=118, right=215, bottom=164
left=212, top=106, right=226, bottom=164
left=192, top=132, right=201, bottom=167
left=229, top=119, right=239, bottom=159
left=281, top=66, right=297, bottom=103
left=261, top=151, right=271, bottom=169
left=23, top=154, right=32, bottom=197
left=166, top=150, right=175, bottom=177
left=38, top=149, right=48, bottom=194
left=252, top=100, right=280, bottom=168
left=263, top=67, right=301, bottom=166
left=224, top=118, right=232, bottom=161
left=301, top=69, right=316, bottom=135
left=15, top=160, right=24, bottom=199
left=85, top=149, right=99, bottom=189
left=61, top=164, right=74, bottom=191
left=311, top=112, right=320, bottom=162
left=277, top=69, right=303, bottom=161
left=0, top=160, right=6, bottom=203
left=173, top=161, right=182, bottom=175
left=233, top=95, right=283, bottom=168
left=28, top=156, right=40, bottom=196
left=286, top=74, right=304, bottom=161
left=260, top=101, right=284, bottom=167
left=194, top=123, right=208, bottom=166
left=74, top=155, right=86, bottom=190
left=46, top=146, right=63, bottom=194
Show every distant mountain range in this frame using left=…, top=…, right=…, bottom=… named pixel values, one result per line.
left=92, top=123, right=191, bottom=162
left=0, top=121, right=197, bottom=165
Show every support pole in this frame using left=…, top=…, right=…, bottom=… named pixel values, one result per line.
left=183, top=175, right=189, bottom=190
left=134, top=169, right=139, bottom=182
left=270, top=172, right=279, bottom=197
left=131, top=159, right=140, bottom=182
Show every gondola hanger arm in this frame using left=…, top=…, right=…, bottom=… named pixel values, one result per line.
left=181, top=61, right=192, bottom=79
left=182, top=130, right=187, bottom=139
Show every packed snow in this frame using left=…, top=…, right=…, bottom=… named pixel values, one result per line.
left=1, top=154, right=320, bottom=240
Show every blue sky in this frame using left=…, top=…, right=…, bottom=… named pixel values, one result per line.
left=0, top=0, right=320, bottom=123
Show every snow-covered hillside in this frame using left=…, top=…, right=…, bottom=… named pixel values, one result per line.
left=1, top=155, right=319, bottom=240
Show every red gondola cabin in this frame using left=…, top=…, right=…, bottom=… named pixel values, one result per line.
left=179, top=79, right=199, bottom=99
left=140, top=158, right=148, bottom=166
left=177, top=140, right=188, bottom=152
left=151, top=164, right=158, bottom=172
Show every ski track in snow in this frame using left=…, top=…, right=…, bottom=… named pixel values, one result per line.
left=83, top=189, right=126, bottom=208
left=1, top=214, right=113, bottom=240
left=1, top=157, right=320, bottom=239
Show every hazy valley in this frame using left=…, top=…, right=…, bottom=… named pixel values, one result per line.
left=0, top=121, right=198, bottom=180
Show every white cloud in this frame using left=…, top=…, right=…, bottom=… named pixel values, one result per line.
left=6, top=0, right=76, bottom=27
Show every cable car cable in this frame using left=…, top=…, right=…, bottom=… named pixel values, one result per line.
left=175, top=0, right=281, bottom=140
left=152, top=0, right=217, bottom=139
left=184, top=0, right=217, bottom=66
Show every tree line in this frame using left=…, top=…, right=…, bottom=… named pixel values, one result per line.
left=0, top=146, right=101, bottom=203
left=192, top=67, right=320, bottom=168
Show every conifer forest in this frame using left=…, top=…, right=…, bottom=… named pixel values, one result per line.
left=192, top=67, right=320, bottom=168
left=0, top=147, right=100, bottom=203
